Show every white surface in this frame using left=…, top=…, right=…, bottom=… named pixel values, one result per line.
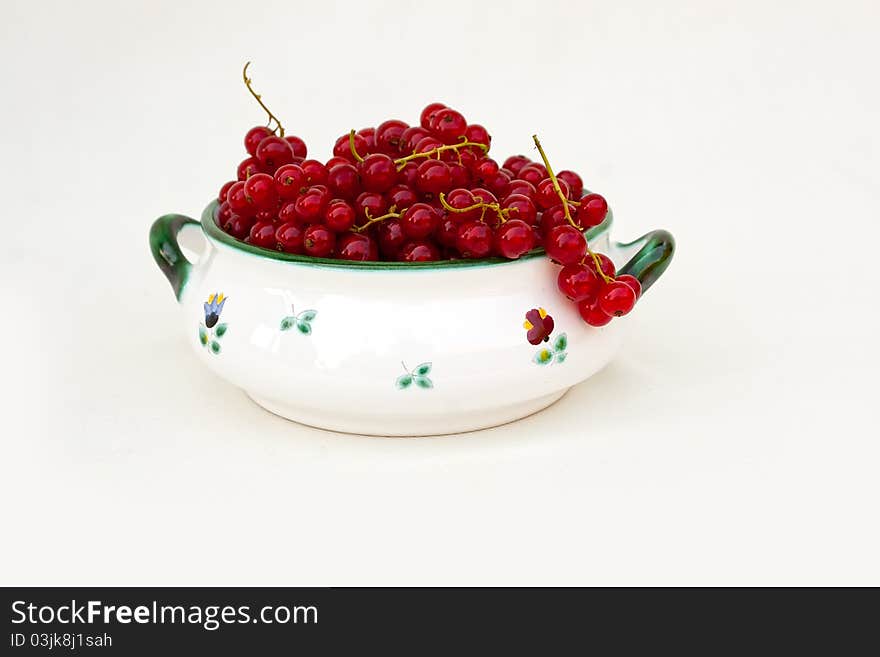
left=0, top=0, right=878, bottom=585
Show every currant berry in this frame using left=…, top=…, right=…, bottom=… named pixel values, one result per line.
left=517, top=164, right=546, bottom=186
left=420, top=102, right=447, bottom=129
left=539, top=203, right=575, bottom=234
left=598, top=281, right=637, bottom=317
left=506, top=179, right=536, bottom=200
left=500, top=193, right=537, bottom=225
left=248, top=220, right=277, bottom=249
left=485, top=170, right=512, bottom=198
left=415, top=159, right=452, bottom=195
left=375, top=119, right=409, bottom=155
left=359, top=153, right=397, bottom=193
left=413, top=135, right=444, bottom=154
left=396, top=161, right=419, bottom=187
left=377, top=218, right=406, bottom=258
left=464, top=124, right=491, bottom=151
left=303, top=224, right=336, bottom=257
left=278, top=201, right=300, bottom=225
left=495, top=219, right=536, bottom=259
left=386, top=184, right=419, bottom=211
left=255, top=136, right=294, bottom=170
left=399, top=240, right=441, bottom=262
left=274, top=164, right=307, bottom=200
left=448, top=162, right=472, bottom=189
left=327, top=163, right=361, bottom=200
left=226, top=181, right=251, bottom=215
left=325, top=156, right=350, bottom=170
left=284, top=135, right=308, bottom=159
left=243, top=172, right=277, bottom=209
left=354, top=191, right=388, bottom=224
left=300, top=159, right=329, bottom=187
left=275, top=222, right=305, bottom=253
left=503, top=155, right=531, bottom=175
left=577, top=193, right=608, bottom=228
left=244, top=126, right=273, bottom=156
left=456, top=221, right=493, bottom=258
left=401, top=203, right=440, bottom=239
left=337, top=232, right=378, bottom=261
left=432, top=108, right=467, bottom=143
left=577, top=298, right=613, bottom=327
left=324, top=199, right=356, bottom=233
left=557, top=264, right=601, bottom=302
left=557, top=170, right=583, bottom=199
left=535, top=177, right=570, bottom=209
left=334, top=133, right=368, bottom=162
left=616, top=274, right=642, bottom=299
left=224, top=214, right=255, bottom=240
left=435, top=217, right=460, bottom=247
left=585, top=252, right=616, bottom=278
left=217, top=201, right=233, bottom=225
left=218, top=181, right=236, bottom=203
left=294, top=187, right=330, bottom=224
left=401, top=126, right=431, bottom=154
left=544, top=225, right=586, bottom=265
left=237, top=157, right=262, bottom=181
left=356, top=127, right=376, bottom=151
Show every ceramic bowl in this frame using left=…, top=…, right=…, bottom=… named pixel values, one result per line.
left=149, top=201, right=673, bottom=436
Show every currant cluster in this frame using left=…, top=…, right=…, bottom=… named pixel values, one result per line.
left=213, top=64, right=641, bottom=326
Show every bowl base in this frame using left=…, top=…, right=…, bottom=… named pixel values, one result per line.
left=245, top=389, right=569, bottom=437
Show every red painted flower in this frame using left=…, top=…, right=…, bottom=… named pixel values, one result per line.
left=524, top=308, right=554, bottom=345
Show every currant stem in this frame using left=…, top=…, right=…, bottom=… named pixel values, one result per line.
left=355, top=208, right=401, bottom=232
left=348, top=129, right=365, bottom=163
left=243, top=62, right=285, bottom=137
left=394, top=136, right=488, bottom=171
left=532, top=135, right=613, bottom=283
left=438, top=193, right=508, bottom=225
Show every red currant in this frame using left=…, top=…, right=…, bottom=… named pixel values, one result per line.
left=585, top=253, right=616, bottom=278
left=578, top=298, right=613, bottom=327
left=218, top=181, right=236, bottom=203
left=324, top=199, right=356, bottom=233
left=500, top=193, right=537, bottom=225
left=377, top=218, right=406, bottom=258
left=248, top=220, right=277, bottom=249
left=226, top=181, right=251, bottom=215
left=506, top=179, right=536, bottom=200
left=517, top=164, right=546, bottom=186
left=399, top=240, right=441, bottom=262
left=275, top=222, right=305, bottom=253
left=278, top=201, right=300, bottom=225
left=396, top=161, right=419, bottom=187
left=356, top=127, right=376, bottom=151
left=432, top=108, right=467, bottom=143
left=359, top=153, right=397, bottom=193
left=435, top=217, right=460, bottom=247
left=243, top=172, right=277, bottom=209
left=557, top=264, right=601, bottom=302
left=325, top=156, right=349, bottom=170
left=294, top=187, right=329, bottom=224
left=300, top=159, right=328, bottom=187
left=237, top=157, right=262, bottom=181
left=401, top=203, right=440, bottom=239
left=535, top=177, right=569, bottom=209
left=303, top=224, right=336, bottom=257
left=273, top=163, right=307, bottom=200
left=244, top=126, right=273, bottom=156
left=386, top=184, right=418, bottom=211
left=401, top=126, right=431, bottom=154
left=598, top=281, right=637, bottom=317
left=375, top=119, right=409, bottom=155
left=333, top=133, right=368, bottom=162
left=448, top=162, right=472, bottom=189
left=557, top=170, right=583, bottom=199
left=354, top=191, right=387, bottom=224
left=420, top=102, right=447, bottom=129
left=544, top=225, right=586, bottom=265
left=337, top=232, right=378, bottom=261
left=464, top=124, right=491, bottom=151
left=327, top=163, right=361, bottom=200
left=284, top=135, right=307, bottom=159
left=415, top=159, right=452, bottom=195
left=495, top=219, right=536, bottom=259
left=456, top=221, right=493, bottom=258
left=255, top=136, right=294, bottom=171
left=224, top=214, right=255, bottom=240
left=503, top=155, right=531, bottom=175
left=616, top=274, right=642, bottom=299
left=577, top=193, right=608, bottom=228
left=217, top=201, right=233, bottom=225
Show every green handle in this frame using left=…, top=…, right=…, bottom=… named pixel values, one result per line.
left=615, top=229, right=675, bottom=294
left=149, top=214, right=199, bottom=300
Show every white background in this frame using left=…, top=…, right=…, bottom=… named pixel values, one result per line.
left=1, top=0, right=878, bottom=585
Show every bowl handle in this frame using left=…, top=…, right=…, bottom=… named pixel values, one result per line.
left=149, top=214, right=200, bottom=301
left=614, top=229, right=675, bottom=294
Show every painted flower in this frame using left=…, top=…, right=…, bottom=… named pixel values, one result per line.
left=204, top=293, right=227, bottom=328
left=523, top=307, right=554, bottom=345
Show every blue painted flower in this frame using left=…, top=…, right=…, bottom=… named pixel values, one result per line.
left=204, top=293, right=227, bottom=328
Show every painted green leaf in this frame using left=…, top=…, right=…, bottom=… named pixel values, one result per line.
left=215, top=323, right=228, bottom=338
left=555, top=351, right=567, bottom=364
left=298, top=309, right=317, bottom=322
left=210, top=341, right=221, bottom=354
left=414, top=376, right=433, bottom=389
left=396, top=374, right=413, bottom=389
left=415, top=362, right=432, bottom=376
left=280, top=316, right=296, bottom=331
left=533, top=348, right=553, bottom=365
left=554, top=333, right=568, bottom=352
left=296, top=320, right=312, bottom=335
left=198, top=325, right=208, bottom=346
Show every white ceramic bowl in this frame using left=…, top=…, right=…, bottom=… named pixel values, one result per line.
left=150, top=202, right=673, bottom=436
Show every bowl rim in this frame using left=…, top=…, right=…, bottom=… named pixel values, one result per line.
left=201, top=199, right=613, bottom=270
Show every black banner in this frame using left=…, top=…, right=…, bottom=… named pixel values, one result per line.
left=1, top=587, right=874, bottom=653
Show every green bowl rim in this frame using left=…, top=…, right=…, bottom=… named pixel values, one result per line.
left=201, top=198, right=613, bottom=270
